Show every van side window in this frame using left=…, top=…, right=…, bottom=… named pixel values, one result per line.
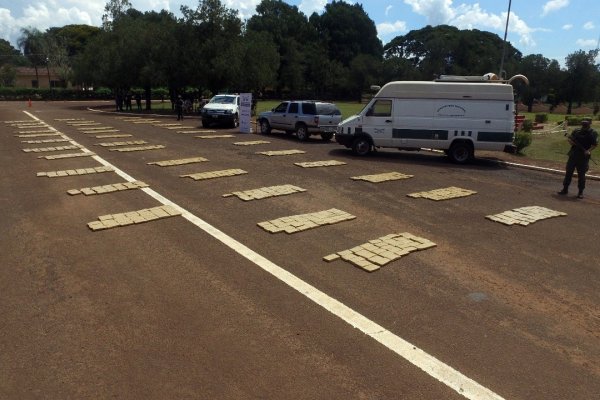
left=370, top=99, right=392, bottom=117
left=288, top=102, right=299, bottom=114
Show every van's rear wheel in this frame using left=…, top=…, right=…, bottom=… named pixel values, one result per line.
left=352, top=137, right=371, bottom=156
left=448, top=141, right=473, bottom=164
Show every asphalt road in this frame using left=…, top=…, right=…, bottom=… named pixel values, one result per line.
left=1, top=101, right=598, bottom=400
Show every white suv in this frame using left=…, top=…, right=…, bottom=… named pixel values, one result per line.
left=200, top=94, right=240, bottom=128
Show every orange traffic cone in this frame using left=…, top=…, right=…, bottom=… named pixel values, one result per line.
left=28, top=98, right=32, bottom=107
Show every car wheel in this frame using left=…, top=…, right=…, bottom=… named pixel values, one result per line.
left=231, top=113, right=239, bottom=128
left=321, top=132, right=333, bottom=141
left=296, top=124, right=309, bottom=141
left=260, top=119, right=271, bottom=135
left=448, top=141, right=474, bottom=164
left=352, top=137, right=371, bottom=156
left=202, top=119, right=210, bottom=128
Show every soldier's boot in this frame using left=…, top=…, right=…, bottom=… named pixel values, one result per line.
left=577, top=190, right=584, bottom=199
left=557, top=187, right=568, bottom=195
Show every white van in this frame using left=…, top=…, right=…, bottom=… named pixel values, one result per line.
left=335, top=75, right=527, bottom=163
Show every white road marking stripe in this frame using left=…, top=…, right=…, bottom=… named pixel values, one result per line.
left=23, top=112, right=504, bottom=400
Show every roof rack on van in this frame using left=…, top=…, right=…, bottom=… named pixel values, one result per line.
left=435, top=73, right=529, bottom=86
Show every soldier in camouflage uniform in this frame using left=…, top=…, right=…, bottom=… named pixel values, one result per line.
left=558, top=119, right=598, bottom=199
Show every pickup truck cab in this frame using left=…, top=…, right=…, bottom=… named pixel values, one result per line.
left=201, top=94, right=240, bottom=128
left=258, top=101, right=342, bottom=141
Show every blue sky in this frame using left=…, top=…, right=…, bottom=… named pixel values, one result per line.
left=1, top=0, right=599, bottom=67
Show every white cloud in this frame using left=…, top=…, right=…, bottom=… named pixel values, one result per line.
left=542, top=0, right=569, bottom=17
left=403, top=0, right=540, bottom=49
left=222, top=0, right=261, bottom=20
left=404, top=0, right=455, bottom=25
left=0, top=1, right=104, bottom=48
left=377, top=20, right=407, bottom=38
left=576, top=38, right=597, bottom=48
left=385, top=5, right=393, bottom=17
left=583, top=21, right=595, bottom=30
left=298, top=0, right=327, bottom=16
left=562, top=24, right=573, bottom=30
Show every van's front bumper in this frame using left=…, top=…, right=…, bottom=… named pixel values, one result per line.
left=335, top=132, right=355, bottom=147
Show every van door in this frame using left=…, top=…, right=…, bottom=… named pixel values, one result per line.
left=361, top=99, right=393, bottom=146
left=391, top=99, right=437, bottom=149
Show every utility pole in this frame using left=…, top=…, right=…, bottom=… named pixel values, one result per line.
left=499, top=0, right=512, bottom=79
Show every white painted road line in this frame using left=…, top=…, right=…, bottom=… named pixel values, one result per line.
left=23, top=111, right=505, bottom=400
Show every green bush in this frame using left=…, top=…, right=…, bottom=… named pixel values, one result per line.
left=514, top=131, right=533, bottom=153
left=565, top=116, right=595, bottom=125
left=535, top=113, right=548, bottom=123
left=522, top=119, right=534, bottom=132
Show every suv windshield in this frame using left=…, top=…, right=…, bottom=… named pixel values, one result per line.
left=210, top=96, right=236, bottom=104
left=316, top=103, right=341, bottom=115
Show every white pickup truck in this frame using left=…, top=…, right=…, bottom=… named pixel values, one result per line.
left=257, top=100, right=342, bottom=141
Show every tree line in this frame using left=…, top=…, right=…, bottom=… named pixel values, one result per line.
left=1, top=0, right=599, bottom=113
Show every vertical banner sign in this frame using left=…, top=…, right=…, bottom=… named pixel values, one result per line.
left=239, top=93, right=252, bottom=133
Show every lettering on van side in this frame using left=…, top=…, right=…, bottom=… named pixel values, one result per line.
left=393, top=129, right=449, bottom=140
left=436, top=104, right=466, bottom=117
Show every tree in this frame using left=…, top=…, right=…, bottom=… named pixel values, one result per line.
left=235, top=30, right=279, bottom=92
left=46, top=25, right=101, bottom=58
left=519, top=54, right=553, bottom=112
left=384, top=25, right=521, bottom=80
left=0, top=64, right=17, bottom=86
left=17, top=28, right=48, bottom=86
left=311, top=1, right=382, bottom=67
left=564, top=49, right=600, bottom=113
left=247, top=0, right=316, bottom=96
left=0, top=39, right=25, bottom=66
left=102, top=0, right=132, bottom=30
left=181, top=0, right=243, bottom=94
